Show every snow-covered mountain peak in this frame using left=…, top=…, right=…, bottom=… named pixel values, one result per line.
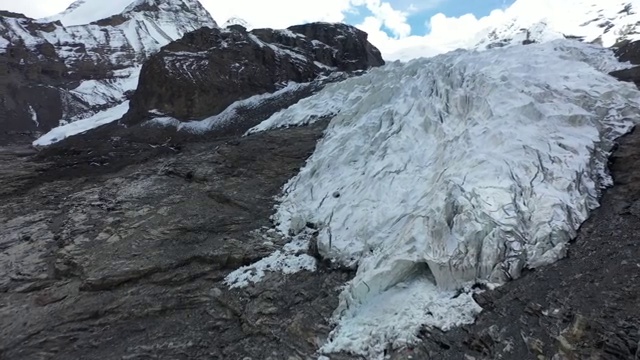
left=42, top=0, right=217, bottom=28
left=123, top=0, right=216, bottom=24
left=42, top=0, right=133, bottom=26
left=222, top=17, right=251, bottom=29
left=474, top=0, right=640, bottom=49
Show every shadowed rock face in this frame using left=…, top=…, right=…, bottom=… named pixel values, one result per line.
left=124, top=22, right=384, bottom=124
left=0, top=40, right=66, bottom=135
left=614, top=39, right=640, bottom=65
left=610, top=40, right=640, bottom=86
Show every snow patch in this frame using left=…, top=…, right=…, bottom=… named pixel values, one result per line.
left=246, top=39, right=640, bottom=358
left=146, top=82, right=307, bottom=133
left=222, top=17, right=251, bottom=30
left=277, top=29, right=304, bottom=38
left=28, top=106, right=39, bottom=127
left=33, top=101, right=129, bottom=146
left=247, top=34, right=309, bottom=63
left=224, top=233, right=317, bottom=288
left=70, top=67, right=140, bottom=110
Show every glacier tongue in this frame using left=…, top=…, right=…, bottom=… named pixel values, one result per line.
left=247, top=40, right=640, bottom=358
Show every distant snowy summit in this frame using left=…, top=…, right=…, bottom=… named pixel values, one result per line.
left=473, top=0, right=640, bottom=50
left=41, top=0, right=216, bottom=28
left=222, top=17, right=251, bottom=30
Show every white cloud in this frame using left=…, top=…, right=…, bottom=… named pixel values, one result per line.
left=358, top=9, right=511, bottom=61
left=350, top=0, right=411, bottom=38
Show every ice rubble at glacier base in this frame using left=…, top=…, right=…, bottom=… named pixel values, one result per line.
left=226, top=40, right=640, bottom=358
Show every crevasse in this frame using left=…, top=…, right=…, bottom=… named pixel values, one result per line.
left=243, top=40, right=640, bottom=358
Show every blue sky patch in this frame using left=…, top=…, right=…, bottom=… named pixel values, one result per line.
left=345, top=0, right=516, bottom=37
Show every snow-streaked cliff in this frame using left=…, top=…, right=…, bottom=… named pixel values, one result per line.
left=0, top=0, right=217, bottom=137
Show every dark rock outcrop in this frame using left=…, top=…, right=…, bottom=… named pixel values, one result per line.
left=614, top=39, right=640, bottom=65
left=610, top=40, right=640, bottom=86
left=0, top=40, right=67, bottom=136
left=610, top=66, right=640, bottom=87
left=124, top=22, right=384, bottom=124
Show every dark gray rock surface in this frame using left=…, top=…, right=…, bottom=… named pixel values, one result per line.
left=125, top=22, right=384, bottom=124
left=610, top=40, right=640, bottom=87
left=0, top=120, right=361, bottom=360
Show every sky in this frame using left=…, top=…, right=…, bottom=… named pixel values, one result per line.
left=0, top=0, right=518, bottom=59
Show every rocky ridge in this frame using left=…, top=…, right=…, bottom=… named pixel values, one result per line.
left=0, top=0, right=217, bottom=141
left=125, top=22, right=384, bottom=124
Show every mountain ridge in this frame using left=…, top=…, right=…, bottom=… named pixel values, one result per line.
left=0, top=0, right=217, bottom=141
left=40, top=0, right=216, bottom=28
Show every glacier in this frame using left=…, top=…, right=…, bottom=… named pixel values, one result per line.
left=236, top=40, right=640, bottom=358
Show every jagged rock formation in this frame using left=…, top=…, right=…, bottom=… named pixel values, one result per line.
left=124, top=22, right=384, bottom=124
left=0, top=0, right=217, bottom=142
left=614, top=38, right=640, bottom=64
